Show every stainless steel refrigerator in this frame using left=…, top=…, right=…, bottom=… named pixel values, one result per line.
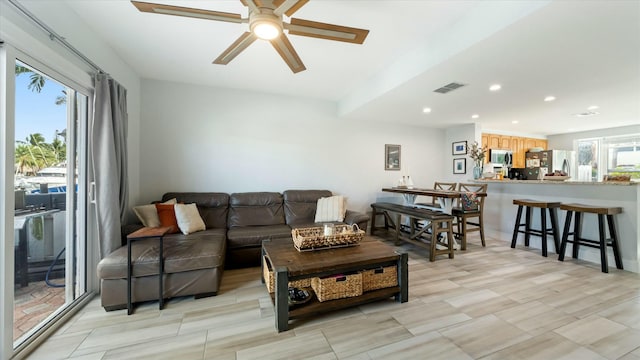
left=525, top=150, right=576, bottom=179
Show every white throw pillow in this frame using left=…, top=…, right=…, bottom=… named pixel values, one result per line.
left=174, top=203, right=206, bottom=235
left=314, top=195, right=346, bottom=222
left=133, top=198, right=176, bottom=227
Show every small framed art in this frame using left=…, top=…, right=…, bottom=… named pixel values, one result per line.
left=453, top=158, right=466, bottom=174
left=452, top=141, right=467, bottom=155
left=385, top=144, right=401, bottom=170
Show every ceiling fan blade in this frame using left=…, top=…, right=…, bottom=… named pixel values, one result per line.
left=239, top=0, right=262, bottom=14
left=213, top=32, right=258, bottom=65
left=132, top=1, right=243, bottom=23
left=286, top=18, right=369, bottom=44
left=270, top=34, right=306, bottom=73
left=273, top=0, right=309, bottom=17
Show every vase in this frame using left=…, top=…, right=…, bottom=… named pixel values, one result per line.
left=473, top=166, right=482, bottom=180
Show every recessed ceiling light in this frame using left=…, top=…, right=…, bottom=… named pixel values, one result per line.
left=471, top=114, right=479, bottom=119
left=587, top=105, right=599, bottom=110
left=423, top=107, right=432, bottom=113
left=544, top=96, right=556, bottom=102
left=489, top=84, right=501, bottom=91
left=512, top=120, right=519, bottom=124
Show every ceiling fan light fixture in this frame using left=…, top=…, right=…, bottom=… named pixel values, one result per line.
left=250, top=13, right=282, bottom=40
left=253, top=21, right=280, bottom=40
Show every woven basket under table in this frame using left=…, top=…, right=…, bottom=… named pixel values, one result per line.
left=311, top=273, right=363, bottom=302
left=361, top=266, right=398, bottom=292
left=263, top=258, right=311, bottom=293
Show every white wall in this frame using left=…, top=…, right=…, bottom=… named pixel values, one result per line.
left=445, top=123, right=480, bottom=183
left=547, top=125, right=640, bottom=149
left=139, top=79, right=446, bottom=214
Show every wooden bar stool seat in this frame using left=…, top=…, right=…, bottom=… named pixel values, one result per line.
left=558, top=203, right=623, bottom=273
left=510, top=199, right=561, bottom=257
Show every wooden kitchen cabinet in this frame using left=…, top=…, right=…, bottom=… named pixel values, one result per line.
left=488, top=134, right=501, bottom=149
left=481, top=132, right=547, bottom=168
left=534, top=139, right=548, bottom=149
left=524, top=138, right=537, bottom=151
left=513, top=138, right=526, bottom=168
left=499, top=136, right=511, bottom=149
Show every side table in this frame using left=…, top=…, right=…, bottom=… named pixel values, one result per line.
left=126, top=226, right=173, bottom=315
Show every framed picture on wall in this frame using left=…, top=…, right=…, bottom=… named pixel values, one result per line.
left=452, top=141, right=468, bottom=155
left=453, top=158, right=466, bottom=174
left=385, top=144, right=401, bottom=170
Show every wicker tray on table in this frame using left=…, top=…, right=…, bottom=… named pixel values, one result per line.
left=291, top=225, right=365, bottom=252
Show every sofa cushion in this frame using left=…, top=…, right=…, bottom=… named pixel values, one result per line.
left=133, top=198, right=176, bottom=227
left=97, top=229, right=226, bottom=279
left=314, top=195, right=346, bottom=222
left=283, top=190, right=332, bottom=225
left=226, top=224, right=292, bottom=249
left=175, top=203, right=206, bottom=234
left=162, top=192, right=229, bottom=229
left=228, top=192, right=285, bottom=227
left=156, top=203, right=179, bottom=233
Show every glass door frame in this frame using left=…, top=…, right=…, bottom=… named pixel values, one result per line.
left=1, top=43, right=97, bottom=359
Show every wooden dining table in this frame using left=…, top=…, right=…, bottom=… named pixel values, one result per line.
left=381, top=187, right=487, bottom=215
left=381, top=187, right=487, bottom=250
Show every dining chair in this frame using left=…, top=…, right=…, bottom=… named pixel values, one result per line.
left=416, top=181, right=457, bottom=208
left=452, top=183, right=487, bottom=250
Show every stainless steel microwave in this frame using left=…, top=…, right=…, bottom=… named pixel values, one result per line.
left=490, top=149, right=513, bottom=167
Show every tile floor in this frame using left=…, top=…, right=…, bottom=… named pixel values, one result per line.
left=25, top=233, right=640, bottom=359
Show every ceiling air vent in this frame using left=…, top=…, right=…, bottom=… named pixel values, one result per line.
left=574, top=111, right=600, bottom=117
left=433, top=82, right=466, bottom=94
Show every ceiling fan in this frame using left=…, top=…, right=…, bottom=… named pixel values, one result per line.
left=131, top=0, right=370, bottom=73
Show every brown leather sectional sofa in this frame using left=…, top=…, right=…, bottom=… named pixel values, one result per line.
left=96, top=190, right=369, bottom=311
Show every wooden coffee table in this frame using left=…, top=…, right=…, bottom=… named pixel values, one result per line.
left=261, top=237, right=408, bottom=332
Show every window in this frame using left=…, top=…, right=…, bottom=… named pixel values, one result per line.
left=576, top=134, right=640, bottom=181
left=604, top=135, right=640, bottom=180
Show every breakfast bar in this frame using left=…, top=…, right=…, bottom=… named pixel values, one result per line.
left=475, top=179, right=639, bottom=273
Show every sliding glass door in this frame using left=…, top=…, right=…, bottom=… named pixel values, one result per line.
left=1, top=46, right=93, bottom=358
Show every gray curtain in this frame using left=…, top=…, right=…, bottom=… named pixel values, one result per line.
left=91, top=73, right=129, bottom=258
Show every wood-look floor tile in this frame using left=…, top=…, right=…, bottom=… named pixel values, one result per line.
left=67, top=352, right=108, bottom=360
left=445, top=289, right=501, bottom=308
left=71, top=313, right=184, bottom=356
left=367, top=331, right=472, bottom=360
left=597, top=298, right=640, bottom=328
left=495, top=300, right=577, bottom=336
left=588, top=328, right=640, bottom=359
left=482, top=332, right=606, bottom=360
left=179, top=299, right=262, bottom=334
left=554, top=314, right=628, bottom=345
left=440, top=314, right=532, bottom=358
left=235, top=330, right=333, bottom=360
left=204, top=317, right=293, bottom=354
left=101, top=330, right=207, bottom=360
left=321, top=316, right=412, bottom=358
left=25, top=331, right=90, bottom=360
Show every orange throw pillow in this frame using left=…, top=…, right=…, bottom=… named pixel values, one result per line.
left=155, top=203, right=179, bottom=233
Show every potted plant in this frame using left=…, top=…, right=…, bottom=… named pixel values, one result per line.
left=469, top=141, right=487, bottom=179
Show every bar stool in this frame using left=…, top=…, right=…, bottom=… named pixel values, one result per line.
left=511, top=199, right=561, bottom=257
left=558, top=203, right=623, bottom=273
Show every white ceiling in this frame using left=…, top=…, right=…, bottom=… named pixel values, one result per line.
left=60, top=0, right=640, bottom=136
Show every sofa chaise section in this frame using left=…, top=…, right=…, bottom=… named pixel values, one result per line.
left=97, top=192, right=229, bottom=311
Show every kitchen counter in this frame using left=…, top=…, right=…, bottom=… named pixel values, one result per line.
left=474, top=179, right=637, bottom=186
left=477, top=179, right=639, bottom=273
